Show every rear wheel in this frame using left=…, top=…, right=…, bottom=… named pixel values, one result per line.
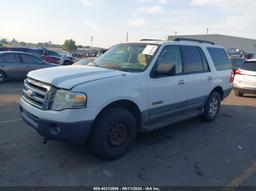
left=234, top=90, right=244, bottom=97
left=89, top=108, right=138, bottom=160
left=0, top=71, right=6, bottom=83
left=63, top=60, right=73, bottom=65
left=202, top=91, right=221, bottom=122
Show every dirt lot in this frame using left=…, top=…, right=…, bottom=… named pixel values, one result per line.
left=0, top=81, right=256, bottom=187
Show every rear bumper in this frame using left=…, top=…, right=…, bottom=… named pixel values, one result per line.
left=223, top=88, right=232, bottom=99
left=20, top=106, right=93, bottom=143
left=233, top=86, right=256, bottom=95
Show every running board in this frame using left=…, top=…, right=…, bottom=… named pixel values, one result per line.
left=141, top=110, right=203, bottom=132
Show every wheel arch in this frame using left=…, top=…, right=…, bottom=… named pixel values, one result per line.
left=0, top=69, right=7, bottom=81
left=93, top=99, right=142, bottom=127
left=210, top=86, right=224, bottom=100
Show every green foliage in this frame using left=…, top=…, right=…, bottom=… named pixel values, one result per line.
left=63, top=39, right=77, bottom=51
left=0, top=39, right=8, bottom=45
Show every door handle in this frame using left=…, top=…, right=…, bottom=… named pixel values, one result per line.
left=208, top=76, right=213, bottom=81
left=178, top=80, right=185, bottom=85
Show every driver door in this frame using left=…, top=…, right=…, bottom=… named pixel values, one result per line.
left=147, top=45, right=188, bottom=121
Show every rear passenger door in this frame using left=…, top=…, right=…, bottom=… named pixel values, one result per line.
left=20, top=54, right=44, bottom=73
left=180, top=45, right=213, bottom=109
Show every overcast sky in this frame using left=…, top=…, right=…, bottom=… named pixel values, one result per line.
left=0, top=0, right=255, bottom=47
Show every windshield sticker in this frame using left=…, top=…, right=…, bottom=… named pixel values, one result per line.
left=142, top=45, right=158, bottom=56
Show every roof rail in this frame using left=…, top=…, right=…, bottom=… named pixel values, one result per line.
left=173, top=38, right=215, bottom=45
left=140, top=39, right=163, bottom=42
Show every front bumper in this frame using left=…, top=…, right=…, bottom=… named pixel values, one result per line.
left=20, top=106, right=93, bottom=143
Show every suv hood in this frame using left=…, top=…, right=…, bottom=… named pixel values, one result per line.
left=27, top=65, right=124, bottom=89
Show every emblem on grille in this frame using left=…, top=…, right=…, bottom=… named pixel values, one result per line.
left=26, top=89, right=34, bottom=97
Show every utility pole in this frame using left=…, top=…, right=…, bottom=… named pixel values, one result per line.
left=91, top=36, right=93, bottom=47
left=126, top=32, right=129, bottom=43
left=206, top=28, right=209, bottom=35
left=175, top=31, right=177, bottom=36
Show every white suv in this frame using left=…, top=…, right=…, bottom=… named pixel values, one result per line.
left=233, top=59, right=256, bottom=96
left=20, top=38, right=232, bottom=160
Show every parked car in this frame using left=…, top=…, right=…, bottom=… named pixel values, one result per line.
left=0, top=51, right=56, bottom=83
left=35, top=48, right=74, bottom=65
left=0, top=47, right=74, bottom=65
left=226, top=48, right=254, bottom=59
left=233, top=59, right=256, bottom=96
left=0, top=47, right=42, bottom=58
left=20, top=38, right=232, bottom=160
left=229, top=56, right=246, bottom=70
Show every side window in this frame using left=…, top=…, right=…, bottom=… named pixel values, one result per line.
left=155, top=45, right=183, bottom=76
left=21, top=54, right=41, bottom=64
left=207, top=48, right=231, bottom=71
left=48, top=50, right=59, bottom=57
left=2, top=53, right=21, bottom=63
left=199, top=48, right=210, bottom=72
left=181, top=46, right=205, bottom=73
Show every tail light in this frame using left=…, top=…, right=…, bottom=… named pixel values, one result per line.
left=229, top=70, right=235, bottom=83
left=235, top=69, right=243, bottom=75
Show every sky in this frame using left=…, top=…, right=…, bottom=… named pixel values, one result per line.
left=0, top=0, right=255, bottom=48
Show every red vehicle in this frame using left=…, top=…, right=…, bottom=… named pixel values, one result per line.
left=35, top=48, right=74, bottom=65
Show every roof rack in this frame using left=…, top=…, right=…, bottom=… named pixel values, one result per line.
left=173, top=38, right=215, bottom=45
left=140, top=39, right=163, bottom=42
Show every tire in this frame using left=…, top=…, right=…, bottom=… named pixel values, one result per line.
left=0, top=70, right=6, bottom=83
left=89, top=108, right=138, bottom=160
left=234, top=90, right=244, bottom=97
left=63, top=60, right=72, bottom=65
left=202, top=91, right=221, bottom=122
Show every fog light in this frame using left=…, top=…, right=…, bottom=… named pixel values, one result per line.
left=49, top=125, right=61, bottom=136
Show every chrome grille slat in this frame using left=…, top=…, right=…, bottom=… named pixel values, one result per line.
left=22, top=89, right=45, bottom=103
left=21, top=96, right=43, bottom=109
left=24, top=82, right=47, bottom=96
left=22, top=78, right=51, bottom=110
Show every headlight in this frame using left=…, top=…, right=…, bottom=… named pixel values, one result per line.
left=51, top=89, right=87, bottom=111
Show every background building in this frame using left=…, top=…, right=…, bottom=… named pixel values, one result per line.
left=168, top=34, right=256, bottom=58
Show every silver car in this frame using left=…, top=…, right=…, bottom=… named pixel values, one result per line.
left=0, top=51, right=56, bottom=83
left=233, top=59, right=256, bottom=96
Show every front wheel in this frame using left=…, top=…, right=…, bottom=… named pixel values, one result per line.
left=202, top=92, right=221, bottom=122
left=63, top=60, right=73, bottom=65
left=89, top=108, right=138, bottom=160
left=0, top=71, right=6, bottom=83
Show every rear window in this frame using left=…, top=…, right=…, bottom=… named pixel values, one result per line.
left=208, top=48, right=231, bottom=71
left=230, top=58, right=245, bottom=67
left=242, top=62, right=256, bottom=72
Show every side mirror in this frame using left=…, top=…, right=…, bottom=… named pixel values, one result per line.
left=155, top=63, right=176, bottom=76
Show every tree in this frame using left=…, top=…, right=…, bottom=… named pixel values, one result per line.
left=63, top=39, right=77, bottom=51
left=0, top=38, right=8, bottom=45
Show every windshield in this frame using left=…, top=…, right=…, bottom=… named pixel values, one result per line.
left=95, top=43, right=159, bottom=72
left=242, top=62, right=256, bottom=72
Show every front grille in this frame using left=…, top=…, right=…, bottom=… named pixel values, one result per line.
left=21, top=78, right=52, bottom=110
